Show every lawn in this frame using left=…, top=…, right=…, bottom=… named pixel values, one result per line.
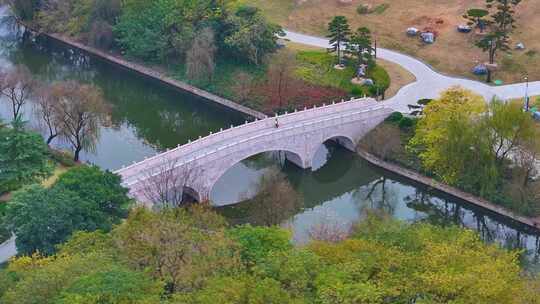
left=294, top=50, right=390, bottom=97
left=252, top=0, right=540, bottom=84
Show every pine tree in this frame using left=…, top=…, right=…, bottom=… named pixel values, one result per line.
left=472, top=0, right=522, bottom=82
left=327, top=16, right=351, bottom=66
left=347, top=27, right=374, bottom=77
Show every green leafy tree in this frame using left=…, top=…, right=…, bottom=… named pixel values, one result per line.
left=4, top=185, right=112, bottom=255
left=173, top=275, right=297, bottom=304
left=309, top=214, right=540, bottom=304
left=55, top=266, right=163, bottom=304
left=0, top=127, right=52, bottom=194
left=115, top=0, right=227, bottom=61
left=113, top=0, right=169, bottom=60
left=5, top=0, right=40, bottom=21
left=486, top=99, right=537, bottom=164
left=408, top=88, right=500, bottom=196
left=327, top=16, right=351, bottom=66
left=0, top=240, right=161, bottom=304
left=223, top=6, right=283, bottom=65
left=253, top=249, right=321, bottom=298
left=53, top=165, right=131, bottom=223
left=228, top=224, right=292, bottom=267
left=114, top=206, right=241, bottom=294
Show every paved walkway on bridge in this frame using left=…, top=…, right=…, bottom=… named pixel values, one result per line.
left=284, top=30, right=540, bottom=112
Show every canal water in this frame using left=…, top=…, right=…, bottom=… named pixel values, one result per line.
left=0, top=11, right=538, bottom=271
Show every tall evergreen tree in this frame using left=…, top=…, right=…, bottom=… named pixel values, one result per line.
left=327, top=16, right=351, bottom=66
left=347, top=27, right=374, bottom=77
left=473, top=0, right=522, bottom=82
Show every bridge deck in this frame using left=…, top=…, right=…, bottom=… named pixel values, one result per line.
left=116, top=98, right=389, bottom=188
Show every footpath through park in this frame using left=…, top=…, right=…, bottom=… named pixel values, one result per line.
left=283, top=30, right=540, bottom=111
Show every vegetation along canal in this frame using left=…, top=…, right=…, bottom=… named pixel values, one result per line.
left=0, top=15, right=539, bottom=272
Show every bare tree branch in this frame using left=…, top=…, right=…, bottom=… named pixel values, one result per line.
left=140, top=157, right=202, bottom=208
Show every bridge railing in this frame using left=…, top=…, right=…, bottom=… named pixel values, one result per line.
left=116, top=97, right=379, bottom=177
left=121, top=104, right=391, bottom=187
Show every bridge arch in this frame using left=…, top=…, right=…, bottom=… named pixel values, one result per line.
left=182, top=186, right=201, bottom=203
left=322, top=135, right=356, bottom=152
left=203, top=148, right=307, bottom=203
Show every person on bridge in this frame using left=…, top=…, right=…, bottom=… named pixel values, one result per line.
left=275, top=118, right=279, bottom=128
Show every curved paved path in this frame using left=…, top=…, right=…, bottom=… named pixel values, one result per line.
left=284, top=30, right=540, bottom=111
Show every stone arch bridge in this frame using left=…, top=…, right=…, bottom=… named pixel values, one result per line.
left=115, top=98, right=393, bottom=205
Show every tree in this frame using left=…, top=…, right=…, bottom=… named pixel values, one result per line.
left=347, top=27, right=374, bottom=78
left=113, top=0, right=169, bottom=60
left=0, top=233, right=161, bottom=304
left=50, top=81, right=109, bottom=162
left=113, top=207, right=241, bottom=294
left=473, top=0, right=522, bottom=81
left=173, top=274, right=296, bottom=304
left=233, top=71, right=254, bottom=103
left=408, top=88, right=500, bottom=196
left=0, top=127, right=51, bottom=194
left=4, top=185, right=111, bottom=255
left=140, top=157, right=201, bottom=207
left=308, top=214, right=540, bottom=304
left=5, top=0, right=40, bottom=21
left=485, top=99, right=536, bottom=165
left=228, top=225, right=292, bottom=267
left=34, top=84, right=63, bottom=145
left=186, top=27, right=216, bottom=83
left=223, top=6, right=283, bottom=65
left=114, top=0, right=226, bottom=61
left=327, top=16, right=351, bottom=66
left=266, top=50, right=296, bottom=109
left=0, top=65, right=36, bottom=122
left=359, top=122, right=404, bottom=161
left=464, top=8, right=490, bottom=32
left=55, top=266, right=163, bottom=304
left=53, top=165, right=131, bottom=222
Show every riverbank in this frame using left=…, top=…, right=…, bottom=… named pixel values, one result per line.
left=357, top=148, right=540, bottom=230
left=28, top=29, right=267, bottom=120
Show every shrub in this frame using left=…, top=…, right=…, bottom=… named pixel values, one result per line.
left=398, top=116, right=415, bottom=130
left=373, top=3, right=390, bottom=14
left=386, top=112, right=403, bottom=123
left=356, top=4, right=370, bottom=15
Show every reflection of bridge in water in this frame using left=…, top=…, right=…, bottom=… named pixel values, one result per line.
left=116, top=98, right=393, bottom=205
left=287, top=150, right=381, bottom=209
